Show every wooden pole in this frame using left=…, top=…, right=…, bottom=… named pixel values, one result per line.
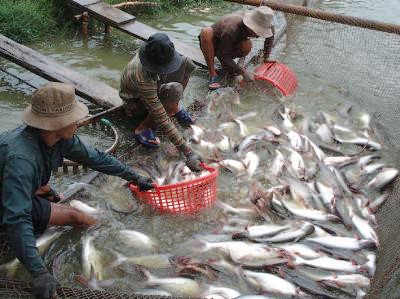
left=225, top=0, right=400, bottom=35
left=82, top=11, right=89, bottom=38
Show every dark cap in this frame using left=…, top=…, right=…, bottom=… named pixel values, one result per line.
left=139, top=33, right=183, bottom=74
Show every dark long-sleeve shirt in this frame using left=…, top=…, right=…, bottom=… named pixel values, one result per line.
left=0, top=126, right=138, bottom=274
left=211, top=11, right=275, bottom=74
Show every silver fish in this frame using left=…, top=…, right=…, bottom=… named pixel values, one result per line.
left=219, top=159, right=246, bottom=174
left=306, top=236, right=376, bottom=251
left=287, top=130, right=305, bottom=152
left=276, top=243, right=324, bottom=259
left=252, top=222, right=315, bottom=243
left=233, top=224, right=290, bottom=239
left=240, top=269, right=305, bottom=296
left=264, top=125, right=282, bottom=136
left=282, top=201, right=340, bottom=222
left=242, top=151, right=259, bottom=179
left=216, top=201, right=258, bottom=218
left=110, top=251, right=174, bottom=269
left=323, top=156, right=357, bottom=168
left=294, top=256, right=362, bottom=272
left=319, top=274, right=370, bottom=287
left=232, top=118, right=248, bottom=137
left=368, top=193, right=389, bottom=213
left=141, top=268, right=200, bottom=297
left=351, top=214, right=379, bottom=244
left=70, top=200, right=99, bottom=215
left=82, top=235, right=106, bottom=280
left=271, top=150, right=285, bottom=177
left=117, top=230, right=159, bottom=252
left=189, top=124, right=204, bottom=143
left=335, top=135, right=382, bottom=150
left=368, top=168, right=399, bottom=189
left=202, top=285, right=242, bottom=299
left=361, top=162, right=386, bottom=175
left=288, top=149, right=305, bottom=180
left=316, top=123, right=334, bottom=144
left=358, top=154, right=380, bottom=167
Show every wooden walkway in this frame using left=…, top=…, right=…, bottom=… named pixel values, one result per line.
left=0, top=34, right=122, bottom=108
left=68, top=0, right=207, bottom=67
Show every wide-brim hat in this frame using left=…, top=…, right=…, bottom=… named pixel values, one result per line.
left=243, top=6, right=274, bottom=38
left=139, top=33, right=183, bottom=75
left=22, top=82, right=89, bottom=131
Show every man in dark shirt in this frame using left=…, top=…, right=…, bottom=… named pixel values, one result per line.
left=0, top=82, right=154, bottom=299
left=199, top=6, right=275, bottom=90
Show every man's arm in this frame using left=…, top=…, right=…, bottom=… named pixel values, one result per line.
left=62, top=136, right=140, bottom=181
left=263, top=25, right=275, bottom=61
left=1, top=156, right=45, bottom=275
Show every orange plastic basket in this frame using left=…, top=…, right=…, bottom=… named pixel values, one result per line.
left=129, top=163, right=218, bottom=214
left=254, top=61, right=298, bottom=96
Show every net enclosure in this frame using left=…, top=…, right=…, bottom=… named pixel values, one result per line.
left=1, top=0, right=400, bottom=298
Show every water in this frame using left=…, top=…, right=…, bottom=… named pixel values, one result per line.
left=0, top=0, right=398, bottom=296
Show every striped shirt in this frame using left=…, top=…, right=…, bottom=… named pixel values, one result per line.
left=119, top=53, right=192, bottom=155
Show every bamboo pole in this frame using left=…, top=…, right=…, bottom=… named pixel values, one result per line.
left=225, top=0, right=400, bottom=35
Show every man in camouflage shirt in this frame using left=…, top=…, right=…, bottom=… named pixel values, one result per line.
left=120, top=33, right=202, bottom=171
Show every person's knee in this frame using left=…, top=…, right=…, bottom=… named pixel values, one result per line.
left=159, top=82, right=183, bottom=109
left=235, top=39, right=253, bottom=57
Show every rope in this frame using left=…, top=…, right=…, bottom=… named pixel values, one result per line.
left=225, top=0, right=400, bottom=35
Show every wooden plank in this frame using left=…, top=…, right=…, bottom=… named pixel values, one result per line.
left=0, top=34, right=122, bottom=108
left=68, top=0, right=206, bottom=67
left=118, top=21, right=206, bottom=67
left=75, top=0, right=101, bottom=6
left=72, top=1, right=135, bottom=25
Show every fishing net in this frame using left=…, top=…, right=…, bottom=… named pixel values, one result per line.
left=247, top=2, right=400, bottom=298
left=1, top=0, right=400, bottom=298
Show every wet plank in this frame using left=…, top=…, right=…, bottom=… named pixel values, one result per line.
left=0, top=34, right=123, bottom=109
left=75, top=1, right=136, bottom=25
left=68, top=0, right=206, bottom=67
left=76, top=0, right=101, bottom=5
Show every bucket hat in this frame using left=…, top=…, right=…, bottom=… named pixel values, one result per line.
left=139, top=33, right=183, bottom=75
left=243, top=6, right=274, bottom=38
left=22, top=82, right=89, bottom=131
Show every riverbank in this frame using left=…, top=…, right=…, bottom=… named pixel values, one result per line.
left=0, top=0, right=224, bottom=44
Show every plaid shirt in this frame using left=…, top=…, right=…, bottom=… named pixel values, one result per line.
left=119, top=53, right=192, bottom=155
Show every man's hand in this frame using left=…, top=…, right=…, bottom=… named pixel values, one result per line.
left=32, top=271, right=59, bottom=299
left=186, top=152, right=203, bottom=172
left=242, top=69, right=255, bottom=82
left=133, top=175, right=154, bottom=192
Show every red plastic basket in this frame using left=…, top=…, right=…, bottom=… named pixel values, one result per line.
left=254, top=61, right=298, bottom=96
left=129, top=163, right=218, bottom=214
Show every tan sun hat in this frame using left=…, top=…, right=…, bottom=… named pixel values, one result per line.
left=22, top=82, right=89, bottom=131
left=243, top=6, right=274, bottom=38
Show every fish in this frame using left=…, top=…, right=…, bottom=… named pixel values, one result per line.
left=271, top=150, right=285, bottom=177
left=189, top=124, right=204, bottom=143
left=323, top=156, right=358, bottom=168
left=117, top=230, right=159, bottom=253
left=306, top=236, right=376, bottom=251
left=276, top=243, right=324, bottom=259
left=235, top=132, right=274, bottom=157
left=277, top=105, right=294, bottom=129
left=358, top=154, right=380, bottom=167
left=0, top=227, right=67, bottom=278
left=286, top=130, right=305, bottom=152
left=368, top=193, right=389, bottom=213
left=334, top=135, right=382, bottom=150
left=315, top=182, right=336, bottom=212
left=219, top=159, right=246, bottom=174
left=281, top=200, right=340, bottom=222
left=294, top=256, right=363, bottom=272
left=239, top=269, right=306, bottom=296
left=242, top=151, right=259, bottom=179
left=232, top=224, right=290, bottom=239
left=288, top=149, right=306, bottom=180
left=201, top=285, right=242, bottom=299
left=318, top=274, right=370, bottom=287
left=264, top=125, right=282, bottom=136
left=316, top=123, right=334, bottom=144
left=216, top=201, right=259, bottom=218
left=197, top=240, right=288, bottom=267
left=141, top=268, right=200, bottom=297
left=361, top=162, right=387, bottom=175
left=110, top=251, right=175, bottom=269
left=216, top=134, right=231, bottom=151
left=135, top=289, right=172, bottom=296
left=232, top=118, right=248, bottom=137
left=351, top=214, right=379, bottom=244
left=368, top=168, right=399, bottom=189
left=251, top=222, right=315, bottom=243
left=70, top=200, right=99, bottom=215
left=82, top=234, right=106, bottom=281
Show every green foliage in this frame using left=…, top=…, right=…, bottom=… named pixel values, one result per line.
left=0, top=0, right=58, bottom=43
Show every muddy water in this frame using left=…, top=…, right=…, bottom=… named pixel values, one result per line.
left=0, top=0, right=398, bottom=294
